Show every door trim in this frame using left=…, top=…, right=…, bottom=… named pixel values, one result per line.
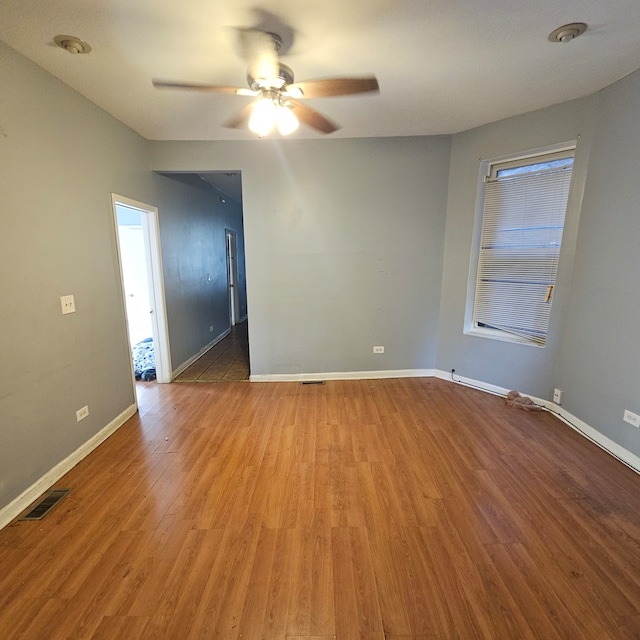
left=225, top=229, right=240, bottom=327
left=111, top=194, right=172, bottom=385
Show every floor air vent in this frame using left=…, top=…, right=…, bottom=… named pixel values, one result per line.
left=301, top=380, right=326, bottom=385
left=21, top=489, right=70, bottom=520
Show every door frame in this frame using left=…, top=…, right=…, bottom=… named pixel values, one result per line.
left=225, top=229, right=240, bottom=326
left=111, top=194, right=172, bottom=384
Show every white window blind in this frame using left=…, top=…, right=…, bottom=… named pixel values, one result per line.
left=472, top=154, right=574, bottom=346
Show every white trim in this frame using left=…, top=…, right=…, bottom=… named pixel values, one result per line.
left=142, top=207, right=172, bottom=382
left=172, top=328, right=231, bottom=378
left=0, top=404, right=137, bottom=531
left=540, top=403, right=640, bottom=475
left=464, top=325, right=543, bottom=348
left=433, top=368, right=510, bottom=396
left=465, top=141, right=577, bottom=347
left=488, top=147, right=576, bottom=179
left=483, top=140, right=578, bottom=173
left=225, top=229, right=240, bottom=327
left=433, top=369, right=640, bottom=475
left=250, top=369, right=435, bottom=383
left=111, top=194, right=173, bottom=384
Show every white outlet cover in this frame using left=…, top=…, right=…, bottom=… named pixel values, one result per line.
left=623, top=410, right=640, bottom=428
left=61, top=295, right=76, bottom=314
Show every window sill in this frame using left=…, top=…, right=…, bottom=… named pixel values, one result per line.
left=464, top=326, right=544, bottom=348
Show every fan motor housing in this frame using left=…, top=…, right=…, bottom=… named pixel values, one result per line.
left=248, top=63, right=294, bottom=91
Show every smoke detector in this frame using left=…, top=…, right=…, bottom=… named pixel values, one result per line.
left=54, top=35, right=91, bottom=54
left=548, top=23, right=587, bottom=43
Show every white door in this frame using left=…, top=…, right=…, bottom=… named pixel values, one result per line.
left=117, top=224, right=153, bottom=346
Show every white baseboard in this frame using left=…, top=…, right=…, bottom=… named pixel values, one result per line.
left=250, top=368, right=435, bottom=383
left=172, top=328, right=231, bottom=378
left=537, top=401, right=640, bottom=475
left=433, top=369, right=640, bottom=476
left=0, top=403, right=137, bottom=531
left=434, top=369, right=510, bottom=396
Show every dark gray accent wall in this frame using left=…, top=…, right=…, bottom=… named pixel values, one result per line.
left=555, top=70, right=640, bottom=457
left=151, top=136, right=452, bottom=376
left=436, top=96, right=599, bottom=398
left=153, top=173, right=246, bottom=370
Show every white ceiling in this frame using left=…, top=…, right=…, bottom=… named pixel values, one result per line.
left=2, top=1, right=640, bottom=141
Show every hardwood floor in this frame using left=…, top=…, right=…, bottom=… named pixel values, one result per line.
left=175, top=322, right=249, bottom=382
left=2, top=377, right=640, bottom=639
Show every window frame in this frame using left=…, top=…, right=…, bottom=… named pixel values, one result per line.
left=464, top=142, right=576, bottom=347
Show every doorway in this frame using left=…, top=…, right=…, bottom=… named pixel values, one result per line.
left=111, top=194, right=172, bottom=386
left=226, top=229, right=240, bottom=326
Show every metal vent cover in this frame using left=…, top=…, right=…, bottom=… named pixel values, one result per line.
left=21, top=489, right=70, bottom=520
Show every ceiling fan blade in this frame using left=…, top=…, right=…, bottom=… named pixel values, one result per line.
left=286, top=76, right=379, bottom=99
left=223, top=103, right=255, bottom=129
left=288, top=100, right=339, bottom=134
left=237, top=29, right=280, bottom=82
left=153, top=79, right=256, bottom=96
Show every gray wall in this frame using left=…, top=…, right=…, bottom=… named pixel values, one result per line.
left=555, top=70, right=640, bottom=457
left=153, top=173, right=246, bottom=370
left=0, top=42, right=244, bottom=511
left=151, top=136, right=452, bottom=375
left=0, top=42, right=152, bottom=508
left=437, top=69, right=640, bottom=459
left=436, top=95, right=599, bottom=398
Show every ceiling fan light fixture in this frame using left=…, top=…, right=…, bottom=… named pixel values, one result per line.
left=153, top=30, right=378, bottom=135
left=276, top=105, right=299, bottom=135
left=249, top=97, right=277, bottom=136
left=286, top=86, right=304, bottom=99
left=248, top=94, right=299, bottom=137
left=248, top=63, right=294, bottom=92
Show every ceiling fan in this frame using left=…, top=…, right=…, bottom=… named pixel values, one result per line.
left=152, top=30, right=379, bottom=136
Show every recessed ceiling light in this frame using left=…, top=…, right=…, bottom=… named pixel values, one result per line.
left=548, top=23, right=587, bottom=43
left=53, top=35, right=91, bottom=54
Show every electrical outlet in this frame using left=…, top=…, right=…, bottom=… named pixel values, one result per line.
left=553, top=388, right=563, bottom=404
left=623, top=410, right=640, bottom=428
left=373, top=346, right=384, bottom=354
left=60, top=295, right=76, bottom=315
left=76, top=405, right=89, bottom=422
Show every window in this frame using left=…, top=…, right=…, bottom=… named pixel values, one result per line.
left=469, top=146, right=575, bottom=346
